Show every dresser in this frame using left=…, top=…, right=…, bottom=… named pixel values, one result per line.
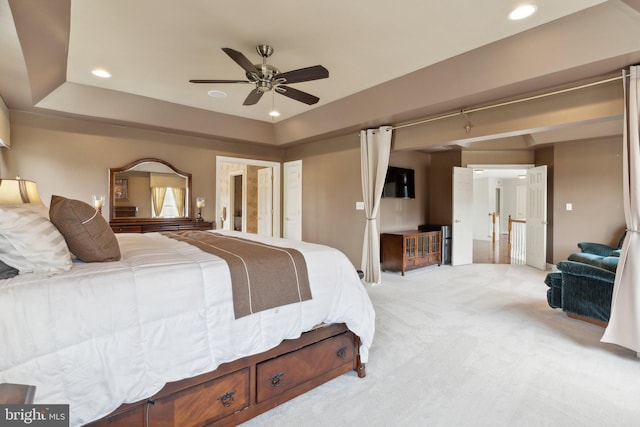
left=381, top=230, right=442, bottom=275
left=110, top=219, right=214, bottom=233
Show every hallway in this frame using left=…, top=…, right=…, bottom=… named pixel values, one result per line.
left=472, top=234, right=518, bottom=264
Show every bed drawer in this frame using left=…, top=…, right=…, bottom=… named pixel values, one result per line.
left=149, top=368, right=249, bottom=426
left=256, top=332, right=355, bottom=403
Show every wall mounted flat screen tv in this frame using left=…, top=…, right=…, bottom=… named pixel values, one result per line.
left=382, top=166, right=415, bottom=199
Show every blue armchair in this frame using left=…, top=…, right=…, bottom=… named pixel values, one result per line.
left=567, top=232, right=625, bottom=272
left=545, top=260, right=615, bottom=325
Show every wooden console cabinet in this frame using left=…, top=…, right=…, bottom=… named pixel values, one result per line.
left=110, top=219, right=214, bottom=233
left=381, top=230, right=442, bottom=275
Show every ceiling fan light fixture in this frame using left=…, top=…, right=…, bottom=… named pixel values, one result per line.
left=269, top=90, right=280, bottom=117
left=509, top=4, right=537, bottom=20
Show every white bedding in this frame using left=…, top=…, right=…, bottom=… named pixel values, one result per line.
left=0, top=230, right=375, bottom=426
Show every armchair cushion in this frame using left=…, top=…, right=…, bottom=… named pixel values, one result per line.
left=599, top=256, right=619, bottom=272
left=568, top=251, right=608, bottom=266
left=554, top=260, right=615, bottom=323
left=576, top=241, right=616, bottom=257
left=570, top=231, right=626, bottom=272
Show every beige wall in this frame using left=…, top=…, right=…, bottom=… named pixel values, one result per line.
left=428, top=150, right=461, bottom=225
left=285, top=134, right=365, bottom=265
left=1, top=110, right=627, bottom=270
left=551, top=136, right=625, bottom=263
left=380, top=150, right=430, bottom=232
left=284, top=135, right=430, bottom=266
left=2, top=111, right=283, bottom=223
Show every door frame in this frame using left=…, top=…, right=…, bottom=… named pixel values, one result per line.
left=229, top=171, right=245, bottom=232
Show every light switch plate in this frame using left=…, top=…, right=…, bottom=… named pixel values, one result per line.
left=566, top=203, right=572, bottom=211
left=356, top=201, right=365, bottom=210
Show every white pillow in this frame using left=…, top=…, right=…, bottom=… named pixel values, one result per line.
left=0, top=205, right=72, bottom=274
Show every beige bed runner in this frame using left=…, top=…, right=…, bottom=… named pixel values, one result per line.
left=163, top=231, right=312, bottom=318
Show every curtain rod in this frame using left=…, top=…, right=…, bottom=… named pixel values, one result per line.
left=391, top=73, right=624, bottom=131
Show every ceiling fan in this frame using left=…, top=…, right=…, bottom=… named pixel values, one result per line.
left=189, top=45, right=329, bottom=106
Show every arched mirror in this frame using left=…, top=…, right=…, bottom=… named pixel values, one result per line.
left=109, top=158, right=192, bottom=223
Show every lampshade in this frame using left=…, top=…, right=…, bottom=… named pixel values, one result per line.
left=0, top=179, right=43, bottom=205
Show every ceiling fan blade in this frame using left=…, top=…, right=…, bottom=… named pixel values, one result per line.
left=275, top=65, right=329, bottom=84
left=275, top=85, right=320, bottom=105
left=243, top=88, right=264, bottom=106
left=189, top=79, right=250, bottom=84
left=222, top=47, right=259, bottom=75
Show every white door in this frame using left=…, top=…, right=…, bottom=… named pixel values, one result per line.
left=257, top=167, right=273, bottom=236
left=526, top=165, right=547, bottom=270
left=516, top=186, right=527, bottom=218
left=284, top=160, right=302, bottom=241
left=452, top=166, right=474, bottom=266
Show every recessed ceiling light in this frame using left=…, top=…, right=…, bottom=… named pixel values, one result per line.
left=509, top=4, right=537, bottom=20
left=207, top=90, right=227, bottom=98
left=91, top=68, right=111, bottom=78
left=269, top=109, right=281, bottom=117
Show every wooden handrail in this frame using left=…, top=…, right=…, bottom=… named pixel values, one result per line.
left=489, top=212, right=498, bottom=242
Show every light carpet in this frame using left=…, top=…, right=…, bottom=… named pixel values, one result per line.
left=241, top=263, right=640, bottom=427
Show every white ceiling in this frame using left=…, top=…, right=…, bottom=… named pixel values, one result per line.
left=468, top=165, right=533, bottom=180
left=65, top=0, right=606, bottom=123
left=3, top=0, right=640, bottom=148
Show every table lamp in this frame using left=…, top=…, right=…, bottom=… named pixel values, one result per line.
left=196, top=197, right=205, bottom=222
left=0, top=178, right=43, bottom=205
left=92, top=194, right=105, bottom=214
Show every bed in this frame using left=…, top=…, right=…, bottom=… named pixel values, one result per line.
left=0, top=199, right=375, bottom=426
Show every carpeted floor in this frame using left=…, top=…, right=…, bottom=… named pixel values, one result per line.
left=241, top=264, right=640, bottom=427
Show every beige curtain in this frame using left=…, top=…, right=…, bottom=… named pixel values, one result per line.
left=150, top=173, right=186, bottom=188
left=360, top=126, right=392, bottom=284
left=151, top=187, right=167, bottom=218
left=171, top=187, right=186, bottom=217
left=602, top=67, right=640, bottom=352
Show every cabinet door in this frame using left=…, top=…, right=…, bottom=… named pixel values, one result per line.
left=417, top=235, right=429, bottom=257
left=405, top=236, right=416, bottom=258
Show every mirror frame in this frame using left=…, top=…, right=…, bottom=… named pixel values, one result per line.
left=109, top=158, right=193, bottom=223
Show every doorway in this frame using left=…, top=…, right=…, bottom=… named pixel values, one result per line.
left=216, top=156, right=281, bottom=237
left=457, top=164, right=542, bottom=265
left=230, top=173, right=244, bottom=231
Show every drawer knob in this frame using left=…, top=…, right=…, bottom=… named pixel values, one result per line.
left=269, top=372, right=285, bottom=388
left=217, top=390, right=236, bottom=407
left=336, top=346, right=347, bottom=359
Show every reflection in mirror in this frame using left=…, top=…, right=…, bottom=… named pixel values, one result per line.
left=109, top=158, right=191, bottom=221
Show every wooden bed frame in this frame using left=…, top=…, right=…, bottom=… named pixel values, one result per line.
left=88, top=323, right=365, bottom=426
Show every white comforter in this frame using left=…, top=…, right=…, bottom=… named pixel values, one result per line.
left=0, top=231, right=375, bottom=426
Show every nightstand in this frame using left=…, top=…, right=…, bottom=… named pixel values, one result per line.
left=0, top=383, right=36, bottom=404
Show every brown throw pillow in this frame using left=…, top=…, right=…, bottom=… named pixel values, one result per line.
left=49, top=195, right=121, bottom=262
